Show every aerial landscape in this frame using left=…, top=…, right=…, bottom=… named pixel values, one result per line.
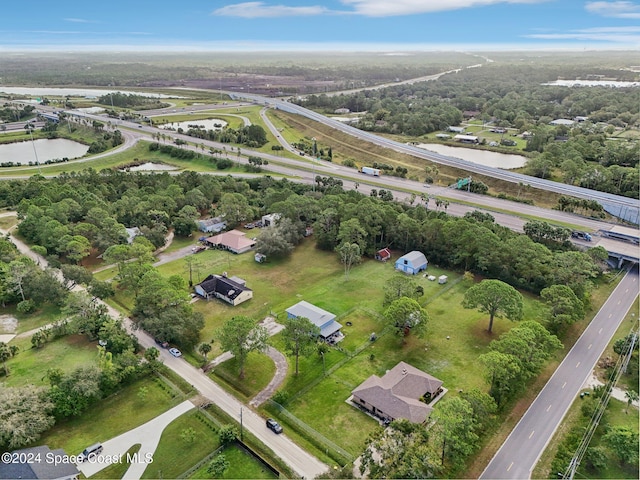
left=0, top=1, right=639, bottom=479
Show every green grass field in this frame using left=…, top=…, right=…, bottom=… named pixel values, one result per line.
left=189, top=442, right=279, bottom=479
left=2, top=334, right=99, bottom=387
left=39, top=376, right=179, bottom=458
left=91, top=444, right=140, bottom=479
left=141, top=410, right=220, bottom=479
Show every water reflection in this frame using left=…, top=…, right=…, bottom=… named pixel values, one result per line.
left=0, top=139, right=89, bottom=165
left=416, top=143, right=527, bottom=169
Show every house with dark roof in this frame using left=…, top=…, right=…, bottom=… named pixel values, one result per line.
left=395, top=251, right=428, bottom=275
left=195, top=274, right=253, bottom=306
left=0, top=445, right=80, bottom=480
left=351, top=361, right=444, bottom=424
left=205, top=230, right=256, bottom=254
left=286, top=300, right=343, bottom=343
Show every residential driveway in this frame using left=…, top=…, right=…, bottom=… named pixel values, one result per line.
left=77, top=400, right=194, bottom=479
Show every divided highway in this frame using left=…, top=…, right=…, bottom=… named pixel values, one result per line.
left=230, top=92, right=639, bottom=224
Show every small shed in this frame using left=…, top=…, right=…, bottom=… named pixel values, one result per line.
left=438, top=275, right=448, bottom=284
left=255, top=252, right=267, bottom=263
left=261, top=213, right=281, bottom=228
left=395, top=251, right=428, bottom=275
left=375, top=248, right=392, bottom=262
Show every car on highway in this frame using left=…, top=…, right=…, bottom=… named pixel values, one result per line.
left=155, top=339, right=169, bottom=348
left=266, top=418, right=283, bottom=434
left=169, top=348, right=182, bottom=358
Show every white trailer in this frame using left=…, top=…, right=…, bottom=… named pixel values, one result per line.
left=361, top=166, right=381, bottom=176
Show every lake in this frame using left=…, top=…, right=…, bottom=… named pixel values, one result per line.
left=416, top=143, right=528, bottom=169
left=0, top=139, right=89, bottom=165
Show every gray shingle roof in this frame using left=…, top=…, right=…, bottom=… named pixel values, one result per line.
left=0, top=446, right=79, bottom=480
left=352, top=362, right=443, bottom=423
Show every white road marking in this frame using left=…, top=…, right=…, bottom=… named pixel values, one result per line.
left=562, top=382, right=567, bottom=389
left=546, top=404, right=552, bottom=412
left=507, top=462, right=513, bottom=472
left=529, top=430, right=535, bottom=439
left=576, top=362, right=581, bottom=368
left=588, top=344, right=592, bottom=350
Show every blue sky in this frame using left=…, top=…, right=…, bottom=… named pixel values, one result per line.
left=1, top=0, right=639, bottom=51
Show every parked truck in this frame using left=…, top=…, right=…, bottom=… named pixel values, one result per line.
left=361, top=166, right=381, bottom=176
left=571, top=231, right=592, bottom=242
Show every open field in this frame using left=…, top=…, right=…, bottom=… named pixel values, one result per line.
left=39, top=376, right=179, bottom=458
left=2, top=334, right=99, bottom=387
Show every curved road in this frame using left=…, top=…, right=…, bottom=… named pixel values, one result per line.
left=480, top=266, right=639, bottom=479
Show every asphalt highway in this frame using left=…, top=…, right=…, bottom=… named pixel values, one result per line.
left=480, top=266, right=639, bottom=479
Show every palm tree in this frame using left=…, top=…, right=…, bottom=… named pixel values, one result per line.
left=198, top=342, right=212, bottom=361
left=625, top=389, right=638, bottom=413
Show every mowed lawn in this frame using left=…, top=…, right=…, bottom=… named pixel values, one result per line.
left=144, top=237, right=553, bottom=458
left=2, top=334, right=99, bottom=387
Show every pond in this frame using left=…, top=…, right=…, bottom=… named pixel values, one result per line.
left=161, top=119, right=228, bottom=131
left=121, top=162, right=179, bottom=172
left=416, top=143, right=528, bottom=169
left=0, top=138, right=89, bottom=165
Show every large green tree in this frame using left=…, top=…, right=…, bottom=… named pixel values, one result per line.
left=431, top=396, right=479, bottom=468
left=383, top=296, right=429, bottom=340
left=335, top=242, right=361, bottom=280
left=540, top=284, right=584, bottom=333
left=0, top=385, right=55, bottom=449
left=359, top=420, right=442, bottom=479
left=216, top=316, right=268, bottom=378
left=282, top=316, right=320, bottom=375
left=462, top=279, right=524, bottom=333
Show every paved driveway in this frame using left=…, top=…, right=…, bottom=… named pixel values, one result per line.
left=77, top=400, right=194, bottom=479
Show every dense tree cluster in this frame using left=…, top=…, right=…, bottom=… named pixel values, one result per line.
left=0, top=103, right=35, bottom=123
left=178, top=124, right=268, bottom=148
left=97, top=92, right=169, bottom=110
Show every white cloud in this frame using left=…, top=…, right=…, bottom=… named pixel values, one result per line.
left=585, top=1, right=640, bottom=19
left=339, top=0, right=549, bottom=17
left=526, top=25, right=640, bottom=43
left=213, top=0, right=550, bottom=18
left=64, top=18, right=97, bottom=23
left=212, top=2, right=334, bottom=17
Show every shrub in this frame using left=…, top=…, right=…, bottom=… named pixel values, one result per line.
left=17, top=299, right=36, bottom=314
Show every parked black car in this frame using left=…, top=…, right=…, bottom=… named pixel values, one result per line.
left=266, top=418, right=283, bottom=434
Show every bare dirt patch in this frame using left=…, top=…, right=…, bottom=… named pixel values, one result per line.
left=0, top=314, right=18, bottom=334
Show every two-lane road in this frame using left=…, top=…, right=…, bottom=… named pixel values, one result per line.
left=480, top=266, right=639, bottom=479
